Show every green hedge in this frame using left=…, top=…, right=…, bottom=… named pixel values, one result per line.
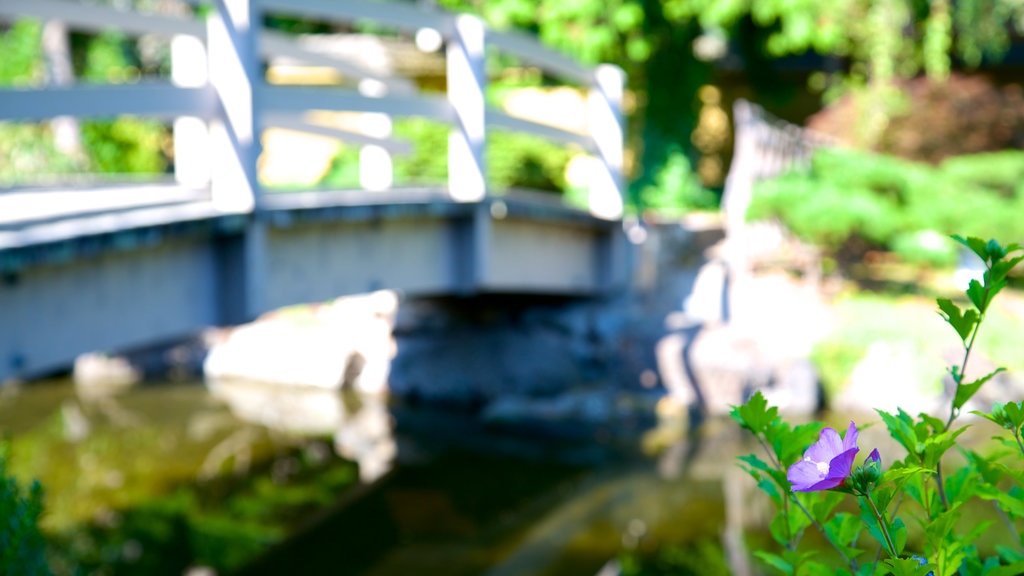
left=747, top=148, right=1024, bottom=266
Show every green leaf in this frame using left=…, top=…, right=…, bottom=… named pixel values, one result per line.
left=769, top=513, right=792, bottom=547
left=809, top=490, right=844, bottom=524
left=977, top=483, right=1024, bottom=517
left=1004, top=401, right=1024, bottom=430
left=883, top=557, right=934, bottom=576
left=936, top=298, right=979, bottom=343
left=892, top=517, right=908, bottom=555
left=731, top=391, right=779, bottom=435
left=989, top=255, right=1024, bottom=284
left=971, top=405, right=1005, bottom=427
left=757, top=477, right=784, bottom=506
left=962, top=449, right=1005, bottom=485
left=954, top=368, right=1006, bottom=411
left=877, top=408, right=922, bottom=461
left=944, top=459, right=980, bottom=508
left=996, top=545, right=1024, bottom=564
left=920, top=427, right=969, bottom=470
left=983, top=561, right=1024, bottom=576
left=755, top=550, right=795, bottom=574
left=880, top=465, right=932, bottom=485
left=966, top=278, right=989, bottom=313
left=825, top=512, right=864, bottom=551
left=952, top=235, right=989, bottom=264
left=738, top=453, right=774, bottom=475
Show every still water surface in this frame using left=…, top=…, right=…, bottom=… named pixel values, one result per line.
left=0, top=378, right=764, bottom=575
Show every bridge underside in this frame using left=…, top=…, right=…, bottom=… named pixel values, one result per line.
left=0, top=188, right=627, bottom=383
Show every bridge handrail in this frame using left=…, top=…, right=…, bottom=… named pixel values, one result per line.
left=722, top=98, right=839, bottom=269
left=0, top=0, right=624, bottom=219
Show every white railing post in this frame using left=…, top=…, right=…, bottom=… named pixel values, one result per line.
left=208, top=0, right=267, bottom=322
left=358, top=79, right=394, bottom=191
left=171, top=33, right=211, bottom=188
left=587, top=64, right=625, bottom=220
left=446, top=14, right=486, bottom=202
left=207, top=0, right=261, bottom=213
left=41, top=20, right=84, bottom=160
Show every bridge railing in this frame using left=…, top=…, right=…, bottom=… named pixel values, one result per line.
left=0, top=0, right=625, bottom=220
left=721, top=98, right=838, bottom=268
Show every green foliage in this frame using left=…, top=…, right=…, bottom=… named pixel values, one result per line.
left=0, top=19, right=42, bottom=85
left=390, top=117, right=448, bottom=187
left=77, top=31, right=169, bottom=174
left=0, top=20, right=85, bottom=185
left=81, top=117, right=169, bottom=174
left=0, top=443, right=51, bottom=576
left=735, top=238, right=1024, bottom=576
left=748, top=149, right=1024, bottom=266
left=487, top=130, right=574, bottom=193
left=0, top=23, right=168, bottom=177
left=634, top=147, right=717, bottom=215
left=0, top=123, right=84, bottom=184
left=321, top=117, right=575, bottom=195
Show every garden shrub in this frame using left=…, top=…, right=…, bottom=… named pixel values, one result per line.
left=0, top=443, right=50, bottom=576
left=634, top=147, right=717, bottom=216
left=747, top=148, right=1024, bottom=267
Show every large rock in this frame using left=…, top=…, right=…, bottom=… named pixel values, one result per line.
left=204, top=290, right=397, bottom=394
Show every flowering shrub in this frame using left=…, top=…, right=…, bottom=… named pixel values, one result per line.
left=733, top=236, right=1024, bottom=576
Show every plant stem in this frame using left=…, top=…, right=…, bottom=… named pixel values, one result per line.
left=934, top=461, right=949, bottom=512
left=994, top=501, right=1024, bottom=552
left=755, top=436, right=794, bottom=546
left=936, top=295, right=989, bottom=513
left=1014, top=428, right=1024, bottom=459
left=756, top=435, right=856, bottom=570
left=756, top=436, right=782, bottom=471
left=946, top=314, right=984, bottom=430
left=862, top=491, right=898, bottom=558
left=789, top=494, right=859, bottom=572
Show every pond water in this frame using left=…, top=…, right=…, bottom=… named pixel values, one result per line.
left=0, top=377, right=774, bottom=575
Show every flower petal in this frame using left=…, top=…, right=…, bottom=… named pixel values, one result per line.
left=827, top=447, right=860, bottom=481
left=867, top=448, right=881, bottom=465
left=805, top=427, right=844, bottom=463
left=804, top=476, right=846, bottom=491
left=788, top=459, right=824, bottom=490
left=842, top=421, right=859, bottom=452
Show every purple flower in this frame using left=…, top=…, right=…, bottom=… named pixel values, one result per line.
left=788, top=421, right=860, bottom=492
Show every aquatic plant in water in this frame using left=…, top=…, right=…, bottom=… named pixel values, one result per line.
left=733, top=236, right=1024, bottom=575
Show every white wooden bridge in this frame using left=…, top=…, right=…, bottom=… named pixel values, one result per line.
left=0, top=0, right=629, bottom=383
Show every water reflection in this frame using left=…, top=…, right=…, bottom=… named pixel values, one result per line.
left=207, top=378, right=396, bottom=483
left=0, top=378, right=778, bottom=575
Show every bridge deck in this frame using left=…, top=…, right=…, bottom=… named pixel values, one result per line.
left=0, top=184, right=626, bottom=383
